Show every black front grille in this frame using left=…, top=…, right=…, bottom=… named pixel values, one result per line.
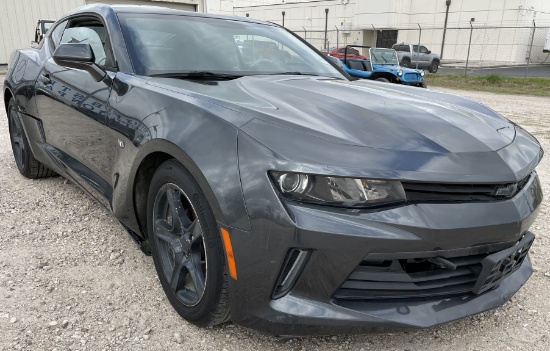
left=334, top=254, right=486, bottom=300
left=333, top=234, right=533, bottom=301
left=402, top=173, right=531, bottom=203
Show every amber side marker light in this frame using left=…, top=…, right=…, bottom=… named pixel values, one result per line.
left=220, top=228, right=238, bottom=280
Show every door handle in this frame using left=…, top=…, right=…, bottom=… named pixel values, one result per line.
left=39, top=74, right=51, bottom=85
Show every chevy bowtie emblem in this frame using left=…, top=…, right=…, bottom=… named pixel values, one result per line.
left=118, top=139, right=125, bottom=148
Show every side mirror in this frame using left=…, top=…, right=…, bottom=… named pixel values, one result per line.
left=53, top=43, right=106, bottom=82
left=427, top=50, right=431, bottom=54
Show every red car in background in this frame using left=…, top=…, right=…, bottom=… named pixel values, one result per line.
left=324, top=47, right=367, bottom=59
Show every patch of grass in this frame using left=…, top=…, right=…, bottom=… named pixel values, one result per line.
left=484, top=73, right=505, bottom=84
left=424, top=73, right=550, bottom=97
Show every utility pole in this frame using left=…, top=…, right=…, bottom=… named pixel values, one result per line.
left=324, top=8, right=329, bottom=50
left=441, top=0, right=451, bottom=59
left=465, top=18, right=475, bottom=75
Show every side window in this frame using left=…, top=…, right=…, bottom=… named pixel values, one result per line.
left=50, top=21, right=67, bottom=50
left=420, top=46, right=429, bottom=54
left=60, top=20, right=115, bottom=68
left=338, top=48, right=345, bottom=53
left=412, top=45, right=419, bottom=53
left=395, top=45, right=408, bottom=52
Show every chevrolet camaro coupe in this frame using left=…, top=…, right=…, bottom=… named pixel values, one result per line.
left=4, top=4, right=543, bottom=336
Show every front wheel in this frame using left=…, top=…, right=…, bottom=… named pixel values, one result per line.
left=429, top=61, right=439, bottom=73
left=375, top=77, right=390, bottom=83
left=147, top=159, right=230, bottom=326
left=7, top=99, right=56, bottom=179
left=421, top=81, right=428, bottom=88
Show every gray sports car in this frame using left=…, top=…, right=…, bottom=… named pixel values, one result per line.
left=3, top=4, right=543, bottom=336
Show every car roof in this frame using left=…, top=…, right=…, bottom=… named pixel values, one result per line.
left=64, top=3, right=273, bottom=26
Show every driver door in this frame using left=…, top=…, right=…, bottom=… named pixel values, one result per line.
left=35, top=16, right=117, bottom=206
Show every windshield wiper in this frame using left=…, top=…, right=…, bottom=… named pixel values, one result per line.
left=262, top=72, right=342, bottom=79
left=150, top=71, right=243, bottom=80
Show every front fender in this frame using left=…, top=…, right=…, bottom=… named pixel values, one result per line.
left=109, top=74, right=252, bottom=237
left=4, top=49, right=43, bottom=117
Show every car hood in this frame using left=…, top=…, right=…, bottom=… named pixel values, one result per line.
left=149, top=75, right=515, bottom=153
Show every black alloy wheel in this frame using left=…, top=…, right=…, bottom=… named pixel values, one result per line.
left=153, top=182, right=207, bottom=306
left=7, top=100, right=56, bottom=178
left=147, top=160, right=230, bottom=326
left=8, top=103, right=26, bottom=171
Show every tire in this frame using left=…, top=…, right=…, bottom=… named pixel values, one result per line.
left=147, top=159, right=230, bottom=326
left=401, top=58, right=411, bottom=68
left=421, top=81, right=428, bottom=89
left=7, top=99, right=56, bottom=179
left=375, top=78, right=390, bottom=83
left=429, top=61, right=439, bottom=73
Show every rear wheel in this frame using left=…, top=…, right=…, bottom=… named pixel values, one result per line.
left=147, top=159, right=230, bottom=326
left=7, top=100, right=56, bottom=179
left=401, top=58, right=411, bottom=67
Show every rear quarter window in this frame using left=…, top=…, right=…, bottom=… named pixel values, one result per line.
left=393, top=45, right=409, bottom=52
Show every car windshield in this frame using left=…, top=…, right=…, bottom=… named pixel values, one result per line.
left=118, top=13, right=344, bottom=79
left=369, top=48, right=399, bottom=65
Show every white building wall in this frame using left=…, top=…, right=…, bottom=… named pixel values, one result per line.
left=208, top=0, right=550, bottom=63
left=0, top=0, right=83, bottom=64
left=0, top=0, right=203, bottom=64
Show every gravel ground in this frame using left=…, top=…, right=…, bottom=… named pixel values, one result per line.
left=1, top=77, right=550, bottom=351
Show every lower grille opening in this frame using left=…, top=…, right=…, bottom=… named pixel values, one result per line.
left=334, top=234, right=533, bottom=301
left=272, top=248, right=311, bottom=299
left=335, top=250, right=500, bottom=300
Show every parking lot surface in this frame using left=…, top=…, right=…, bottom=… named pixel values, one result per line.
left=1, top=75, right=550, bottom=350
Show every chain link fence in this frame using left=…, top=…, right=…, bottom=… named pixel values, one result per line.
left=293, top=24, right=550, bottom=76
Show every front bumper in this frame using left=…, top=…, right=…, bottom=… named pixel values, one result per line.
left=261, top=254, right=532, bottom=336
left=400, top=79, right=423, bottom=86
left=228, top=134, right=542, bottom=336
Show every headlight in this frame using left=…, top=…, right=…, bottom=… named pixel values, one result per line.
left=397, top=69, right=403, bottom=76
left=270, top=172, right=406, bottom=208
left=420, top=70, right=425, bottom=77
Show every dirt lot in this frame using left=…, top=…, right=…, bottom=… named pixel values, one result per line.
left=1, top=77, right=550, bottom=351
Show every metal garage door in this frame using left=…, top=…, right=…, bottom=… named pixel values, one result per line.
left=85, top=0, right=197, bottom=12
